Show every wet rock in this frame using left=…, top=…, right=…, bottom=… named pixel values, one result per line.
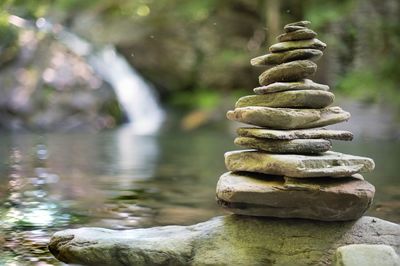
left=237, top=127, right=354, bottom=141
left=235, top=90, right=334, bottom=109
left=224, top=150, right=375, bottom=178
left=259, top=60, right=317, bottom=85
left=234, top=137, right=331, bottom=154
left=269, top=39, right=327, bottom=53
left=250, top=49, right=322, bottom=66
left=254, top=79, right=329, bottom=94
left=277, top=28, right=317, bottom=42
left=48, top=215, right=400, bottom=266
left=334, top=244, right=400, bottom=266
left=226, top=106, right=350, bottom=129
left=216, top=172, right=375, bottom=221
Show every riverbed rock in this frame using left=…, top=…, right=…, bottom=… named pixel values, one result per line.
left=234, top=137, right=331, bottom=154
left=48, top=215, right=400, bottom=266
left=269, top=38, right=327, bottom=53
left=235, top=90, right=334, bottom=109
left=226, top=106, right=350, bottom=129
left=254, top=79, right=329, bottom=94
left=237, top=127, right=354, bottom=141
left=277, top=28, right=317, bottom=42
left=224, top=150, right=375, bottom=178
left=334, top=244, right=400, bottom=266
left=250, top=49, right=322, bottom=66
left=216, top=172, right=375, bottom=221
left=259, top=60, right=317, bottom=85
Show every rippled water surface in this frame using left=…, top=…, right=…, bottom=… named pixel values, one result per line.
left=0, top=125, right=399, bottom=265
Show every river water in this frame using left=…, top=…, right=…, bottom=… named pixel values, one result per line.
left=0, top=122, right=399, bottom=265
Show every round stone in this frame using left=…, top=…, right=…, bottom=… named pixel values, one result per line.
left=259, top=60, right=317, bottom=86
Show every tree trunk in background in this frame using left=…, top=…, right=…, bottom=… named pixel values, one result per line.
left=265, top=0, right=281, bottom=45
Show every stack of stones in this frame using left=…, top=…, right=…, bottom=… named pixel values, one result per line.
left=216, top=21, right=376, bottom=221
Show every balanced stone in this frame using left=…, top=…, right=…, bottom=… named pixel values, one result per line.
left=254, top=79, right=329, bottom=94
left=235, top=90, right=334, bottom=109
left=251, top=49, right=322, bottom=67
left=285, top=20, right=311, bottom=28
left=259, top=60, right=316, bottom=85
left=269, top=39, right=327, bottom=53
left=277, top=28, right=317, bottom=42
left=237, top=127, right=354, bottom=141
left=284, top=25, right=306, bottom=33
left=234, top=137, right=331, bottom=154
left=226, top=106, right=350, bottom=129
left=224, top=150, right=375, bottom=178
left=216, top=172, right=375, bottom=221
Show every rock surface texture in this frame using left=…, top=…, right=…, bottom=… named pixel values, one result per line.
left=48, top=215, right=400, bottom=266
left=221, top=20, right=376, bottom=220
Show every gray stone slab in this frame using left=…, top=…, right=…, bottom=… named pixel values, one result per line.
left=226, top=106, right=350, bottom=129
left=251, top=49, right=322, bottom=66
left=269, top=38, right=327, bottom=53
left=234, top=137, right=331, bottom=154
left=254, top=79, right=329, bottom=94
left=235, top=90, right=334, bottom=109
left=224, top=150, right=375, bottom=178
left=277, top=28, right=317, bottom=42
left=236, top=127, right=353, bottom=141
left=216, top=172, right=375, bottom=221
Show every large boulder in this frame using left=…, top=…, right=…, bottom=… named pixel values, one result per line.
left=49, top=215, right=400, bottom=266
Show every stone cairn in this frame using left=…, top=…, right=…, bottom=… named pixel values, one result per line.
left=216, top=21, right=376, bottom=221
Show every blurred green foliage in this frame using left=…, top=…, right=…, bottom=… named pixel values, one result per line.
left=1, top=0, right=400, bottom=110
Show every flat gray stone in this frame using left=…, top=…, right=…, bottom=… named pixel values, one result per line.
left=254, top=79, right=329, bottom=94
left=334, top=244, right=400, bottom=266
left=277, top=28, right=317, bottom=42
left=235, top=90, right=334, bottom=109
left=285, top=20, right=311, bottom=28
left=48, top=215, right=400, bottom=266
left=226, top=106, right=350, bottom=129
left=234, top=137, right=331, bottom=154
left=259, top=60, right=317, bottom=85
left=224, top=150, right=375, bottom=178
left=237, top=127, right=354, bottom=141
left=251, top=49, right=322, bottom=66
left=284, top=25, right=306, bottom=32
left=216, top=172, right=375, bottom=221
left=269, top=38, right=327, bottom=53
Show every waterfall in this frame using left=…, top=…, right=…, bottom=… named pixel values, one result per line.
left=9, top=16, right=165, bottom=135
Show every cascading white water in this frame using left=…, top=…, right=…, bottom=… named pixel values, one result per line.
left=9, top=16, right=165, bottom=135
left=57, top=31, right=165, bottom=135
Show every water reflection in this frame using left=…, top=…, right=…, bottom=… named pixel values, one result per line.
left=0, top=124, right=399, bottom=265
left=1, top=145, right=68, bottom=265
